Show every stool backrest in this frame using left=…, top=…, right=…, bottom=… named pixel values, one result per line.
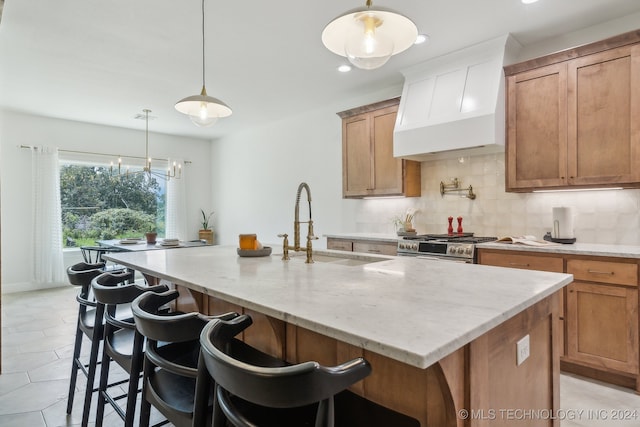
left=199, top=315, right=372, bottom=424
left=91, top=270, right=160, bottom=306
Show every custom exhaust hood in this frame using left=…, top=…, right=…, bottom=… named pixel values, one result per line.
left=394, top=34, right=521, bottom=160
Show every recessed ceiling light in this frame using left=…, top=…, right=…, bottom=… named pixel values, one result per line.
left=337, top=64, right=352, bottom=73
left=521, top=0, right=539, bottom=4
left=415, top=34, right=430, bottom=45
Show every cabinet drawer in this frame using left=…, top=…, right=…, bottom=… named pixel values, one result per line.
left=353, top=242, right=397, bottom=256
left=567, top=259, right=638, bottom=287
left=479, top=251, right=563, bottom=272
left=327, top=238, right=353, bottom=252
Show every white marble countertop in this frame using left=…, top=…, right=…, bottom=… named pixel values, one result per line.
left=477, top=241, right=640, bottom=259
left=324, top=232, right=400, bottom=243
left=105, top=246, right=572, bottom=369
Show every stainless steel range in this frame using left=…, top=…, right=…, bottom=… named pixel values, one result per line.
left=397, top=234, right=497, bottom=263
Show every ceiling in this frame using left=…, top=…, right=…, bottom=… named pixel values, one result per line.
left=0, top=0, right=639, bottom=140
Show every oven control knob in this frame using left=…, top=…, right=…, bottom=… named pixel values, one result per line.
left=465, top=247, right=472, bottom=255
left=399, top=243, right=405, bottom=249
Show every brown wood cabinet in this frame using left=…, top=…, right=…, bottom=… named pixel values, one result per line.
left=478, top=247, right=640, bottom=391
left=327, top=237, right=397, bottom=256
left=338, top=98, right=421, bottom=198
left=565, top=259, right=639, bottom=376
left=505, top=31, right=640, bottom=192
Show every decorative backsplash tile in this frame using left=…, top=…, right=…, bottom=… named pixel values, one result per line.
left=353, top=153, right=640, bottom=245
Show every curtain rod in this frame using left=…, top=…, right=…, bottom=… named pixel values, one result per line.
left=18, top=145, right=192, bottom=164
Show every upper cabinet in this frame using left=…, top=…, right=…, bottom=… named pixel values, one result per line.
left=505, top=31, right=640, bottom=192
left=338, top=98, right=421, bottom=198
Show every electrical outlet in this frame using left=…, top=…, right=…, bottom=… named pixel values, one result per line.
left=516, top=334, right=530, bottom=366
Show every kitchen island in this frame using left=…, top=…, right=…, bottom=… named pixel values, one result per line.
left=106, top=246, right=572, bottom=427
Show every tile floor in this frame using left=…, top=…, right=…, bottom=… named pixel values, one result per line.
left=1, top=286, right=640, bottom=427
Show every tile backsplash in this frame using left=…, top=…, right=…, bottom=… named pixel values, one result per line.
left=352, top=153, right=640, bottom=245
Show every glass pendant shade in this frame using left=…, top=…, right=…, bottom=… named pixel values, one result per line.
left=175, top=86, right=232, bottom=128
left=322, top=3, right=417, bottom=70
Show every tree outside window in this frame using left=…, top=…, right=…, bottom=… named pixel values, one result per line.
left=60, top=164, right=166, bottom=247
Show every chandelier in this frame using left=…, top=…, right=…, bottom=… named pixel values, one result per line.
left=110, top=109, right=181, bottom=181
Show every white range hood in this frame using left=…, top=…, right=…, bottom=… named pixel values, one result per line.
left=394, top=34, right=521, bottom=160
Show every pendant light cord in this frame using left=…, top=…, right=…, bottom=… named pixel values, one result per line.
left=201, top=0, right=206, bottom=89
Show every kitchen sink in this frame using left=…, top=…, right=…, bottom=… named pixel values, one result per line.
left=275, top=250, right=390, bottom=266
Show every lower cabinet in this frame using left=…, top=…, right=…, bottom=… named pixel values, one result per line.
left=327, top=237, right=397, bottom=256
left=565, top=281, right=638, bottom=374
left=478, top=248, right=640, bottom=391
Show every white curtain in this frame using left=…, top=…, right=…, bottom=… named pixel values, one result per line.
left=165, top=160, right=187, bottom=240
left=32, top=146, right=66, bottom=283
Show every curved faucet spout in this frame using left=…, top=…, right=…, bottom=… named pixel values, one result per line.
left=294, top=182, right=312, bottom=250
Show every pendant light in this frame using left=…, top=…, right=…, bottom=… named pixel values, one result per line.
left=321, top=0, right=418, bottom=70
left=175, top=0, right=232, bottom=127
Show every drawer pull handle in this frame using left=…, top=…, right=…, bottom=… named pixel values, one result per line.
left=509, top=262, right=530, bottom=267
left=368, top=249, right=381, bottom=253
left=587, top=270, right=614, bottom=275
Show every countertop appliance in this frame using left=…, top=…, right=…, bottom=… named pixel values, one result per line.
left=397, top=233, right=497, bottom=263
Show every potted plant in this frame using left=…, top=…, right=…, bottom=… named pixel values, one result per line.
left=145, top=228, right=157, bottom=244
left=199, top=209, right=214, bottom=244
left=393, top=208, right=419, bottom=235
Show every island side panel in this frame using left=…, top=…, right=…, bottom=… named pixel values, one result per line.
left=468, top=293, right=559, bottom=427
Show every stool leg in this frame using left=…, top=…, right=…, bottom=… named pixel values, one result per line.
left=138, top=356, right=153, bottom=427
left=81, top=307, right=104, bottom=427
left=124, top=333, right=145, bottom=427
left=66, top=315, right=84, bottom=414
left=94, top=335, right=111, bottom=427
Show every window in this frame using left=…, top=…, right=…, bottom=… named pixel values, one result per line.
left=60, top=160, right=166, bottom=247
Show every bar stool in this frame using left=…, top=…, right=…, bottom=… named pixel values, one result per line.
left=198, top=314, right=373, bottom=427
left=81, top=245, right=127, bottom=272
left=78, top=269, right=135, bottom=427
left=91, top=272, right=169, bottom=427
left=131, top=290, right=239, bottom=427
left=66, top=261, right=107, bottom=415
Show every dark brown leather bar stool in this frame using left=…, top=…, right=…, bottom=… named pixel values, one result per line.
left=91, top=272, right=169, bottom=427
left=131, top=290, right=239, bottom=427
left=66, top=261, right=107, bottom=415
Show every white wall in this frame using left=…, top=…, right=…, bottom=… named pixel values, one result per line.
left=210, top=86, right=403, bottom=248
left=0, top=110, right=213, bottom=292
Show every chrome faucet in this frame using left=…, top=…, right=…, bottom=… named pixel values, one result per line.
left=278, top=182, right=318, bottom=263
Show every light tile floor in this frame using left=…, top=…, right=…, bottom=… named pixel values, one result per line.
left=1, top=286, right=640, bottom=426
left=0, top=286, right=165, bottom=427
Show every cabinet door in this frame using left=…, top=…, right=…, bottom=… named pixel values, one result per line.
left=567, top=44, right=640, bottom=186
left=342, top=113, right=372, bottom=197
left=566, top=282, right=639, bottom=374
left=370, top=105, right=403, bottom=196
left=506, top=62, right=568, bottom=190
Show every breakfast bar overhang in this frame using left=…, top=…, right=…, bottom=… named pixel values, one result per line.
left=106, top=246, right=573, bottom=427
